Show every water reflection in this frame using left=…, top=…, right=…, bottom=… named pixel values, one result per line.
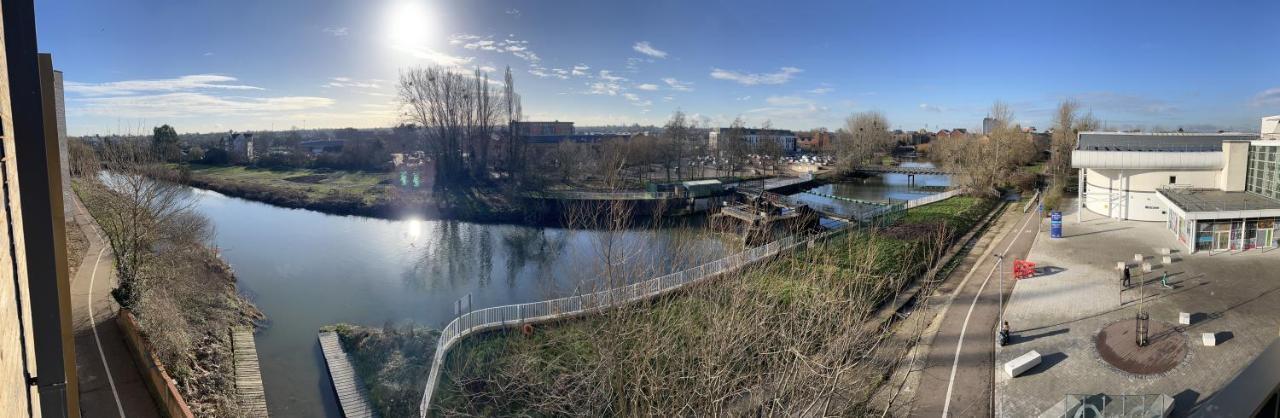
left=185, top=187, right=727, bottom=417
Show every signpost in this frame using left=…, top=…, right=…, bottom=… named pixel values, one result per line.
left=1050, top=211, right=1063, bottom=239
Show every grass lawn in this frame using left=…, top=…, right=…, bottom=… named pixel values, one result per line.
left=185, top=164, right=393, bottom=202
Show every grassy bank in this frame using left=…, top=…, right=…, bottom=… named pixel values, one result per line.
left=425, top=196, right=995, bottom=415
left=327, top=323, right=440, bottom=417
left=75, top=178, right=264, bottom=416
left=180, top=164, right=527, bottom=221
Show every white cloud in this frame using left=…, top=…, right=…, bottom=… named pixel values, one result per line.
left=809, top=87, right=833, bottom=94
left=202, top=52, right=214, bottom=57
left=323, top=77, right=381, bottom=89
left=394, top=45, right=474, bottom=67
left=636, top=83, right=659, bottom=91
left=571, top=64, right=591, bottom=77
left=736, top=96, right=752, bottom=101
left=1254, top=87, right=1280, bottom=107
left=632, top=41, right=668, bottom=59
left=919, top=103, right=943, bottom=112
left=448, top=34, right=540, bottom=63
left=662, top=77, right=693, bottom=92
left=765, top=96, right=813, bottom=106
left=709, top=67, right=802, bottom=86
left=69, top=92, right=334, bottom=118
left=323, top=27, right=349, bottom=37
left=623, top=93, right=652, bottom=107
left=598, top=70, right=626, bottom=82
left=587, top=81, right=623, bottom=96
left=505, top=8, right=521, bottom=16
left=479, top=65, right=497, bottom=73
left=65, top=74, right=263, bottom=96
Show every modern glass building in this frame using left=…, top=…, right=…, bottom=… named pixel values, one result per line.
left=1157, top=139, right=1280, bottom=253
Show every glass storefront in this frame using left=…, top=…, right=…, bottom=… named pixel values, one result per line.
left=1182, top=217, right=1278, bottom=253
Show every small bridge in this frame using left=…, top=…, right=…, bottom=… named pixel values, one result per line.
left=319, top=331, right=377, bottom=418
left=231, top=327, right=268, bottom=417
left=852, top=165, right=958, bottom=176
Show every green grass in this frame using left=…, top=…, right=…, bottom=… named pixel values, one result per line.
left=186, top=164, right=392, bottom=201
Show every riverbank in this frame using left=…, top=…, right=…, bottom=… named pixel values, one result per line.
left=325, top=323, right=440, bottom=417
left=74, top=178, right=265, bottom=416
left=179, top=164, right=529, bottom=222
left=410, top=196, right=995, bottom=415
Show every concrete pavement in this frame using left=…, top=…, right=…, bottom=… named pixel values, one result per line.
left=69, top=195, right=160, bottom=418
left=911, top=197, right=1042, bottom=417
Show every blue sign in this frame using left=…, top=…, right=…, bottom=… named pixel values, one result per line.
left=1050, top=211, right=1063, bottom=239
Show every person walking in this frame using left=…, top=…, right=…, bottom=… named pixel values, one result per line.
left=1161, top=270, right=1172, bottom=289
left=1122, top=266, right=1131, bottom=288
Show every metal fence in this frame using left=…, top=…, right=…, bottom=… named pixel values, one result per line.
left=906, top=188, right=964, bottom=209
left=417, top=189, right=960, bottom=416
left=532, top=190, right=676, bottom=200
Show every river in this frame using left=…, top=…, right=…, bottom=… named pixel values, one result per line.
left=190, top=161, right=947, bottom=416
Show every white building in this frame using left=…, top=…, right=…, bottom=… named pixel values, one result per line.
left=1263, top=115, right=1280, bottom=140
left=1072, top=120, right=1280, bottom=253
left=708, top=127, right=797, bottom=154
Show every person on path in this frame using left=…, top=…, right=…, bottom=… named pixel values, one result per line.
left=1122, top=266, right=1131, bottom=288
left=1161, top=270, right=1172, bottom=289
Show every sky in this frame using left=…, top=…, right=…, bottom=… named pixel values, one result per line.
left=33, top=0, right=1280, bottom=136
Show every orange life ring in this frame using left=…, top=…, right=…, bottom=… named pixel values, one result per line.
left=521, top=323, right=534, bottom=336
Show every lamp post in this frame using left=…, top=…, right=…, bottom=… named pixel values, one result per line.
left=1137, top=262, right=1152, bottom=347
left=995, top=254, right=1005, bottom=324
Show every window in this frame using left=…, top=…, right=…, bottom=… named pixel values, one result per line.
left=1169, top=176, right=1176, bottom=184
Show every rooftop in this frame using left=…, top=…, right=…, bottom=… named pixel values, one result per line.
left=1076, top=132, right=1257, bottom=152
left=1158, top=189, right=1280, bottom=213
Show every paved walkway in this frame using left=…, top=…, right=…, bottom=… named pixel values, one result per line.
left=996, top=202, right=1280, bottom=416
left=69, top=195, right=161, bottom=418
left=912, top=197, right=1042, bottom=417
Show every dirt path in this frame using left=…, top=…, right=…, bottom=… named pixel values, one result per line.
left=69, top=194, right=161, bottom=418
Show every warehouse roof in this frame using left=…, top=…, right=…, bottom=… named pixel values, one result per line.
left=1076, top=132, right=1256, bottom=152
left=1159, top=189, right=1280, bottom=212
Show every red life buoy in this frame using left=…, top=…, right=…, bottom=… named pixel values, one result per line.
left=521, top=323, right=534, bottom=336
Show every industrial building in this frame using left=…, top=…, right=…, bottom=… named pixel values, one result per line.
left=1073, top=117, right=1280, bottom=253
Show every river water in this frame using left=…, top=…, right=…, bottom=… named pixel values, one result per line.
left=789, top=161, right=951, bottom=211
left=190, top=161, right=947, bottom=416
left=190, top=189, right=728, bottom=416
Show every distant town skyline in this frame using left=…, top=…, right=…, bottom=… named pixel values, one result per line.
left=35, top=0, right=1280, bottom=136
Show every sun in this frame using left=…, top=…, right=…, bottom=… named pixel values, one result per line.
left=385, top=0, right=436, bottom=48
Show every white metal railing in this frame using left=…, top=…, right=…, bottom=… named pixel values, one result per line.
left=417, top=188, right=961, bottom=416
left=906, top=188, right=963, bottom=209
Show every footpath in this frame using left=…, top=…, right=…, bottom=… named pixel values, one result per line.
left=69, top=195, right=161, bottom=417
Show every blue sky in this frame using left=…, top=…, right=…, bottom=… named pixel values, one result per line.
left=35, top=0, right=1280, bottom=136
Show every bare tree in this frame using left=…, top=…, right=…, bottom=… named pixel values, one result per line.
left=836, top=111, right=893, bottom=172
left=398, top=66, right=504, bottom=193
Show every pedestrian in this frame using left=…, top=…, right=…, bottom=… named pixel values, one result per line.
left=1122, top=266, right=1131, bottom=288
left=1161, top=270, right=1172, bottom=289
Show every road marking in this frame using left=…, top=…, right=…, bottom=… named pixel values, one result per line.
left=941, top=208, right=1037, bottom=417
left=88, top=246, right=126, bottom=418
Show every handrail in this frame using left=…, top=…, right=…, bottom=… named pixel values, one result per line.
left=1023, top=189, right=1041, bottom=213
left=417, top=189, right=961, bottom=416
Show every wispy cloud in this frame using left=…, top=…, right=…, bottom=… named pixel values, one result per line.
left=765, top=96, right=813, bottom=106
left=598, top=70, right=626, bottom=82
left=808, top=87, right=833, bottom=95
left=571, top=64, right=591, bottom=77
left=323, top=27, right=349, bottom=37
left=710, top=67, right=802, bottom=86
left=636, top=83, right=659, bottom=91
left=449, top=34, right=540, bottom=63
left=623, top=93, right=652, bottom=108
left=919, top=103, right=944, bottom=112
left=202, top=52, right=214, bottom=57
left=479, top=65, right=497, bottom=73
left=632, top=41, right=668, bottom=59
left=323, top=77, right=381, bottom=89
left=65, top=74, right=263, bottom=96
left=588, top=81, right=623, bottom=96
left=662, top=77, right=693, bottom=92
left=69, top=92, right=333, bottom=118
left=505, top=8, right=521, bottom=16
left=394, top=45, right=474, bottom=67
left=1251, top=87, right=1280, bottom=107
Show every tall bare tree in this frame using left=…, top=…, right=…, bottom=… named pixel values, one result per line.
left=398, top=66, right=504, bottom=193
left=836, top=111, right=893, bottom=172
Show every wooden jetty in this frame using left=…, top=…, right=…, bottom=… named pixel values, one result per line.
left=231, top=326, right=269, bottom=417
left=319, top=331, right=377, bottom=418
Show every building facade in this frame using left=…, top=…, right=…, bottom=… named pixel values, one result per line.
left=1074, top=119, right=1280, bottom=253
left=708, top=127, right=797, bottom=154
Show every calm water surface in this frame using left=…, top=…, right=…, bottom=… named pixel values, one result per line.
left=790, top=161, right=951, bottom=212
left=189, top=188, right=728, bottom=417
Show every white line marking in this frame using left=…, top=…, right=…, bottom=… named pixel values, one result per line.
left=941, top=208, right=1036, bottom=417
left=88, top=246, right=126, bottom=418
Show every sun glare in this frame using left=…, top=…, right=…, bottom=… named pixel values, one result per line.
left=386, top=0, right=435, bottom=47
